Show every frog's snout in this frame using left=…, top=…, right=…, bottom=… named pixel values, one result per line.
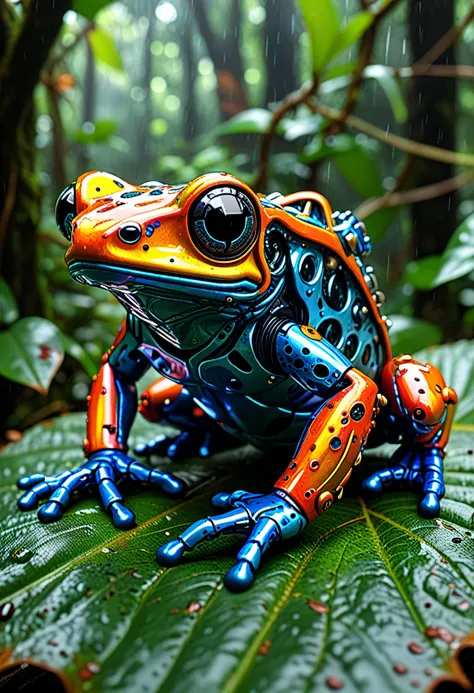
left=55, top=183, right=77, bottom=242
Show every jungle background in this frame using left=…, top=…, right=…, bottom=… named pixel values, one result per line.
left=1, top=1, right=474, bottom=692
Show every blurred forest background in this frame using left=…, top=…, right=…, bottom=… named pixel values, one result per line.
left=0, top=0, right=473, bottom=436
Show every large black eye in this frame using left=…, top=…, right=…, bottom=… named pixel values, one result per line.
left=190, top=186, right=258, bottom=260
left=118, top=223, right=142, bottom=244
left=55, top=183, right=76, bottom=241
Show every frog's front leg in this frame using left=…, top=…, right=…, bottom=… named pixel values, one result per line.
left=362, top=354, right=458, bottom=517
left=17, top=320, right=186, bottom=528
left=157, top=321, right=379, bottom=591
left=134, top=378, right=237, bottom=459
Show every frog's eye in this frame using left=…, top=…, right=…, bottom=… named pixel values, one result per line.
left=55, top=183, right=77, bottom=241
left=118, top=223, right=143, bottom=244
left=189, top=186, right=258, bottom=260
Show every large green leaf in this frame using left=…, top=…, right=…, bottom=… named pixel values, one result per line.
left=72, top=120, right=118, bottom=145
left=298, top=0, right=340, bottom=72
left=88, top=28, right=123, bottom=72
left=389, top=314, right=442, bottom=356
left=214, top=109, right=273, bottom=136
left=73, top=0, right=117, bottom=21
left=0, top=278, right=19, bottom=326
left=433, top=214, right=474, bottom=287
left=1, top=343, right=474, bottom=692
left=0, top=317, right=64, bottom=394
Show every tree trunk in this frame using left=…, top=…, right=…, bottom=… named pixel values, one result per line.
left=408, top=0, right=459, bottom=336
left=78, top=42, right=95, bottom=175
left=263, top=0, right=298, bottom=105
left=192, top=0, right=247, bottom=119
left=137, top=3, right=154, bottom=180
left=0, top=0, right=71, bottom=429
left=182, top=7, right=198, bottom=141
left=0, top=0, right=71, bottom=316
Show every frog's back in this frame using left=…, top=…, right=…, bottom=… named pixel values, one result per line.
left=261, top=191, right=391, bottom=383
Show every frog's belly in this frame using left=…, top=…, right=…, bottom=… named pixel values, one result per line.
left=188, top=383, right=322, bottom=453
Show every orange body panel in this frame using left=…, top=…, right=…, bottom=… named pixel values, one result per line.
left=138, top=377, right=183, bottom=423
left=85, top=363, right=122, bottom=455
left=275, top=369, right=378, bottom=521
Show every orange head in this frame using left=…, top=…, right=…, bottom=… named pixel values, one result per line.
left=55, top=171, right=271, bottom=303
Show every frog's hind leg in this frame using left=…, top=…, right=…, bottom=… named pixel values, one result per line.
left=361, top=355, right=458, bottom=517
left=134, top=377, right=236, bottom=459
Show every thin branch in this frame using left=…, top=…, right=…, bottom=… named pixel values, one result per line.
left=254, top=78, right=317, bottom=190
left=48, top=22, right=93, bottom=72
left=355, top=170, right=474, bottom=219
left=307, top=100, right=474, bottom=168
left=397, top=64, right=474, bottom=79
left=414, top=5, right=474, bottom=70
left=341, top=0, right=402, bottom=120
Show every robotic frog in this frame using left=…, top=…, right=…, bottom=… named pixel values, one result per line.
left=17, top=171, right=458, bottom=591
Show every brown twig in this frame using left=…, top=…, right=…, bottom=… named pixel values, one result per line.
left=413, top=5, right=474, bottom=70
left=307, top=100, right=474, bottom=168
left=254, top=78, right=317, bottom=190
left=0, top=165, right=17, bottom=265
left=355, top=170, right=474, bottom=219
left=341, top=0, right=402, bottom=121
left=48, top=22, right=93, bottom=72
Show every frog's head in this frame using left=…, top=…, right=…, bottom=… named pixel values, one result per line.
left=56, top=171, right=272, bottom=348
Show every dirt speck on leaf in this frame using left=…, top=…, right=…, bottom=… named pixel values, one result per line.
left=307, top=599, right=330, bottom=614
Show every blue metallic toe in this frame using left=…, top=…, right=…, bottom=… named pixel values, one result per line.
left=133, top=443, right=148, bottom=456
left=17, top=474, right=44, bottom=490
left=361, top=475, right=383, bottom=494
left=38, top=501, right=63, bottom=523
left=156, top=539, right=185, bottom=566
left=17, top=492, right=38, bottom=511
left=224, top=561, right=255, bottom=592
left=418, top=492, right=441, bottom=518
left=211, top=492, right=231, bottom=509
left=110, top=502, right=135, bottom=529
left=162, top=476, right=186, bottom=496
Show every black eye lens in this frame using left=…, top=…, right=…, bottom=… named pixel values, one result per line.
left=55, top=183, right=76, bottom=241
left=413, top=407, right=426, bottom=421
left=190, top=186, right=258, bottom=259
left=118, top=224, right=142, bottom=244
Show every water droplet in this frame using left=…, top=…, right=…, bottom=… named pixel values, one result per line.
left=0, top=602, right=15, bottom=621
left=11, top=548, right=33, bottom=564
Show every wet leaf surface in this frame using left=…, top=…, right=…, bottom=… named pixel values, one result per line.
left=0, top=344, right=474, bottom=693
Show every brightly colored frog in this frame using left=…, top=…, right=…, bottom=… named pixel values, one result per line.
left=17, top=171, right=457, bottom=591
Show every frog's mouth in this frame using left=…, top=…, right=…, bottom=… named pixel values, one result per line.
left=68, top=260, right=262, bottom=303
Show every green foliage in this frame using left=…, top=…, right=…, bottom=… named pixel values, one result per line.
left=72, top=119, right=118, bottom=144
left=298, top=0, right=375, bottom=72
left=389, top=315, right=442, bottom=355
left=0, top=317, right=64, bottom=394
left=214, top=108, right=273, bottom=136
left=0, top=278, right=19, bottom=325
left=403, top=255, right=443, bottom=291
left=73, top=0, right=117, bottom=21
left=88, top=27, right=123, bottom=72
left=364, top=65, right=408, bottom=124
left=1, top=340, right=474, bottom=692
left=434, top=214, right=474, bottom=287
